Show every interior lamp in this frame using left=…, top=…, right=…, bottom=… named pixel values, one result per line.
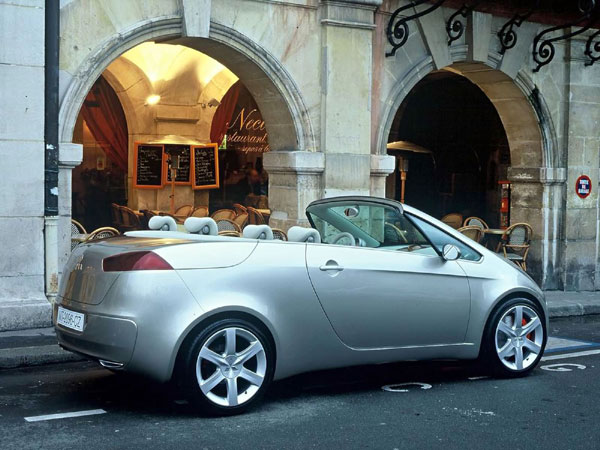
left=145, top=94, right=160, bottom=106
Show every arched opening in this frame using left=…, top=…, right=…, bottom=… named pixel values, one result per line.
left=387, top=70, right=511, bottom=227
left=70, top=41, right=279, bottom=231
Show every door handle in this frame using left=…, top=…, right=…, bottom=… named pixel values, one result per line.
left=319, top=263, right=344, bottom=272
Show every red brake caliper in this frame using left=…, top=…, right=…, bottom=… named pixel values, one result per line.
left=522, top=318, right=533, bottom=340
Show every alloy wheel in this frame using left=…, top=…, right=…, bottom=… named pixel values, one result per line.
left=495, top=305, right=544, bottom=371
left=195, top=327, right=267, bottom=407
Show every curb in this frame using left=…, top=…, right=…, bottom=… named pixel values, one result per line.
left=0, top=344, right=84, bottom=370
left=548, top=303, right=600, bottom=318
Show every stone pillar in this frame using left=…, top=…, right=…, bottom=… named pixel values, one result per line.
left=263, top=151, right=324, bottom=230
left=319, top=1, right=381, bottom=197
left=57, top=143, right=83, bottom=276
left=370, top=154, right=395, bottom=198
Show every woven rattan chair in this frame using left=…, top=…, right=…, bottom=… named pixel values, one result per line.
left=215, top=219, right=242, bottom=234
left=247, top=207, right=266, bottom=225
left=271, top=228, right=288, bottom=241
left=110, top=203, right=122, bottom=228
left=441, top=213, right=463, bottom=229
left=190, top=206, right=209, bottom=218
left=463, top=216, right=489, bottom=230
left=211, top=209, right=236, bottom=221
left=174, top=205, right=194, bottom=217
left=458, top=225, right=484, bottom=243
left=233, top=212, right=248, bottom=229
left=71, top=219, right=87, bottom=250
left=218, top=230, right=242, bottom=237
left=233, top=203, right=247, bottom=215
left=119, top=206, right=142, bottom=231
left=497, top=223, right=533, bottom=271
left=86, top=227, right=120, bottom=241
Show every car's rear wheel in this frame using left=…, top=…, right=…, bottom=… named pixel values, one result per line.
left=181, top=319, right=274, bottom=415
left=481, top=298, right=546, bottom=377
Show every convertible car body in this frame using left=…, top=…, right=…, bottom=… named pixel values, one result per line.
left=55, top=196, right=547, bottom=414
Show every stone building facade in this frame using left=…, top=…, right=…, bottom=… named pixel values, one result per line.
left=1, top=0, right=599, bottom=330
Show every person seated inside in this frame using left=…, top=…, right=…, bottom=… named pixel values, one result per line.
left=235, top=168, right=261, bottom=203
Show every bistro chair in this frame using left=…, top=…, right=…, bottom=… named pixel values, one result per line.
left=497, top=223, right=533, bottom=271
left=215, top=219, right=242, bottom=235
left=110, top=203, right=122, bottom=228
left=219, top=230, right=241, bottom=237
left=140, top=209, right=157, bottom=229
left=211, top=209, right=236, bottom=221
left=174, top=205, right=194, bottom=217
left=233, top=212, right=249, bottom=230
left=71, top=219, right=87, bottom=250
left=233, top=203, right=248, bottom=215
left=247, top=207, right=266, bottom=225
left=271, top=228, right=288, bottom=241
left=441, top=213, right=463, bottom=229
left=463, top=216, right=489, bottom=230
left=119, top=206, right=142, bottom=232
left=190, top=206, right=209, bottom=218
left=86, top=227, right=120, bottom=241
left=457, top=225, right=484, bottom=244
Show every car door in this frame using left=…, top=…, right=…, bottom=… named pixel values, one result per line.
left=305, top=198, right=471, bottom=350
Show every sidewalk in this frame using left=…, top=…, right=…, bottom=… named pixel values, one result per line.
left=1, top=291, right=599, bottom=370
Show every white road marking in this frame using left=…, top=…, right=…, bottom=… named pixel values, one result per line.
left=24, top=409, right=106, bottom=422
left=541, top=363, right=586, bottom=372
left=541, top=348, right=600, bottom=362
left=382, top=382, right=432, bottom=393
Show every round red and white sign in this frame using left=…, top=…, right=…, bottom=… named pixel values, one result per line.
left=576, top=175, right=592, bottom=199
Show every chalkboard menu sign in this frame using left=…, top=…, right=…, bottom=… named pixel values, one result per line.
left=134, top=144, right=164, bottom=189
left=192, top=144, right=220, bottom=190
left=165, top=144, right=191, bottom=184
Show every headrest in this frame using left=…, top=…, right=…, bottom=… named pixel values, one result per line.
left=184, top=217, right=218, bottom=235
left=242, top=225, right=274, bottom=240
left=148, top=216, right=178, bottom=231
left=288, top=226, right=321, bottom=243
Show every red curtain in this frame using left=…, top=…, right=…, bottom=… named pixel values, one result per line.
left=81, top=76, right=128, bottom=171
left=210, top=81, right=241, bottom=145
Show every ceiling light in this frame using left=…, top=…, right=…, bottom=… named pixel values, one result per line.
left=145, top=94, right=160, bottom=105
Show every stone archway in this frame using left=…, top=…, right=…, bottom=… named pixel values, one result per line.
left=376, top=60, right=562, bottom=287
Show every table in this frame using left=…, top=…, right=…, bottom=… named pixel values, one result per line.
left=483, top=228, right=506, bottom=250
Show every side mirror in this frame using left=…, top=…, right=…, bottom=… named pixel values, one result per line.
left=442, top=244, right=461, bottom=261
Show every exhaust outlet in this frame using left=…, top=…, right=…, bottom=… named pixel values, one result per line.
left=99, top=359, right=124, bottom=369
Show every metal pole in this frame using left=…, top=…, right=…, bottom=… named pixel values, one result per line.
left=44, top=0, right=60, bottom=299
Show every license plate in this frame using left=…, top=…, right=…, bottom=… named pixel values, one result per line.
left=57, top=306, right=85, bottom=332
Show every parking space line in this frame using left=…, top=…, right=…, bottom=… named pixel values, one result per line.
left=541, top=348, right=600, bottom=362
left=24, top=409, right=106, bottom=422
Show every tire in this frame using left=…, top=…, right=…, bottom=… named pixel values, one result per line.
left=481, top=298, right=547, bottom=378
left=179, top=318, right=275, bottom=416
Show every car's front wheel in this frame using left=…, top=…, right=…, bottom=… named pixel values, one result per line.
left=482, top=298, right=547, bottom=377
left=181, top=319, right=274, bottom=415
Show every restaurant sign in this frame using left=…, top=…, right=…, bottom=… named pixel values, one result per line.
left=576, top=175, right=592, bottom=199
left=226, top=85, right=269, bottom=154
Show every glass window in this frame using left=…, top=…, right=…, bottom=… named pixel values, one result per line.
left=407, top=214, right=481, bottom=262
left=306, top=201, right=438, bottom=256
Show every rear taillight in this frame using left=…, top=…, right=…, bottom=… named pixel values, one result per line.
left=102, top=251, right=173, bottom=272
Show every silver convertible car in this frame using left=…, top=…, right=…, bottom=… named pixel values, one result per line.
left=55, top=196, right=547, bottom=415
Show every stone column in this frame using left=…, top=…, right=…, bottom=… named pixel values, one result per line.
left=370, top=154, right=395, bottom=198
left=319, top=1, right=381, bottom=197
left=263, top=151, right=324, bottom=230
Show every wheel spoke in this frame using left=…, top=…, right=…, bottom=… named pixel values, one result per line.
left=199, top=347, right=226, bottom=366
left=523, top=338, right=541, bottom=354
left=235, top=341, right=263, bottom=365
left=498, top=320, right=515, bottom=337
left=200, top=370, right=224, bottom=394
left=225, top=328, right=237, bottom=356
left=498, top=341, right=515, bottom=359
left=515, top=346, right=524, bottom=370
left=239, top=367, right=264, bottom=387
left=226, top=377, right=238, bottom=406
left=514, top=306, right=523, bottom=328
left=520, top=317, right=541, bottom=337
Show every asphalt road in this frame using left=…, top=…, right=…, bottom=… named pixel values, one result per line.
left=1, top=315, right=600, bottom=450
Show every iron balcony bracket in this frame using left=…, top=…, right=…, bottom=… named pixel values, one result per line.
left=386, top=0, right=447, bottom=57
left=532, top=0, right=598, bottom=72
left=497, top=0, right=540, bottom=55
left=446, top=0, right=484, bottom=46
left=584, top=26, right=600, bottom=65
